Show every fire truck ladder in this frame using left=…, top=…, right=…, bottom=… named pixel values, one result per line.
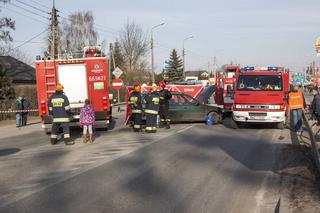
left=44, top=59, right=57, bottom=100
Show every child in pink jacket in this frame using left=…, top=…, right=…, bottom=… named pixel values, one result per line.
left=80, top=99, right=95, bottom=144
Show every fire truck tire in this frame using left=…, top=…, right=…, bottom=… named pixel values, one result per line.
left=276, top=122, right=285, bottom=129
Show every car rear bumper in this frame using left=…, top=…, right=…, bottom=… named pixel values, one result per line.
left=233, top=110, right=285, bottom=123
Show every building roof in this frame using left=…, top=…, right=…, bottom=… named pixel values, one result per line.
left=0, top=56, right=35, bottom=84
left=185, top=70, right=208, bottom=77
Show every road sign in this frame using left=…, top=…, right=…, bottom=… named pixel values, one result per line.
left=112, top=78, right=124, bottom=90
left=112, top=67, right=123, bottom=78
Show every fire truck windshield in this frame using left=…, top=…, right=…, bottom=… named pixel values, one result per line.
left=237, top=75, right=283, bottom=91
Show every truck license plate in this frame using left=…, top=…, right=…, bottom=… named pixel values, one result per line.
left=250, top=116, right=265, bottom=120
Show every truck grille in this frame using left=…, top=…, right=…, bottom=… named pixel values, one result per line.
left=249, top=112, right=267, bottom=117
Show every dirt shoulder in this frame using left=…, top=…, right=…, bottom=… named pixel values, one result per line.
left=278, top=129, right=320, bottom=213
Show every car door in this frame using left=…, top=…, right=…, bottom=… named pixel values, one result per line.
left=168, top=94, right=184, bottom=122
left=180, top=94, right=207, bottom=121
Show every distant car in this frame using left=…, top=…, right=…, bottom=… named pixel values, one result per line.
left=168, top=92, right=222, bottom=123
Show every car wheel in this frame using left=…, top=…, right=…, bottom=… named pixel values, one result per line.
left=208, top=111, right=222, bottom=124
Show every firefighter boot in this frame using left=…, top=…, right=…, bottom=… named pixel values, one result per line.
left=83, top=134, right=87, bottom=144
left=89, top=134, right=93, bottom=144
left=165, top=121, right=170, bottom=129
left=50, top=138, right=57, bottom=145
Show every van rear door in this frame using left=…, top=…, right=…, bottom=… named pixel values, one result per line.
left=58, top=64, right=88, bottom=107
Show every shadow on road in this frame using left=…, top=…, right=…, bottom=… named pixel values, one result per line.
left=0, top=148, right=20, bottom=157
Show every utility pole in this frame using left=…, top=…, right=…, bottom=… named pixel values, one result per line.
left=151, top=22, right=165, bottom=85
left=213, top=56, right=217, bottom=77
left=50, top=0, right=59, bottom=59
left=182, top=36, right=194, bottom=81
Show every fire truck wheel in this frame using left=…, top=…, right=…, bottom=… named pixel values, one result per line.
left=276, top=122, right=285, bottom=129
left=208, top=111, right=221, bottom=124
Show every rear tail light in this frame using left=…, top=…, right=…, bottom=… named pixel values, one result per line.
left=102, top=97, right=108, bottom=110
left=280, top=104, right=285, bottom=110
left=40, top=100, right=46, bottom=114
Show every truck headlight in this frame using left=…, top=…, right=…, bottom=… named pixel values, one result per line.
left=235, top=104, right=242, bottom=109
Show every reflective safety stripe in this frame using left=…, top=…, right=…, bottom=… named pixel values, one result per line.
left=152, top=127, right=157, bottom=130
left=65, top=105, right=71, bottom=110
left=53, top=118, right=70, bottom=122
left=48, top=107, right=53, bottom=111
left=132, top=109, right=142, bottom=113
left=51, top=134, right=58, bottom=139
left=160, top=97, right=165, bottom=99
left=133, top=125, right=141, bottom=129
left=145, top=109, right=158, bottom=115
left=146, top=127, right=153, bottom=131
left=64, top=134, right=70, bottom=138
left=65, top=141, right=75, bottom=145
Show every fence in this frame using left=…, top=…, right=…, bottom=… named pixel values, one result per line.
left=302, top=111, right=320, bottom=172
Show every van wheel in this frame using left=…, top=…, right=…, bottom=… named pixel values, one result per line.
left=277, top=122, right=285, bottom=129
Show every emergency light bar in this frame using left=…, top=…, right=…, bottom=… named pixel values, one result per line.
left=243, top=66, right=279, bottom=71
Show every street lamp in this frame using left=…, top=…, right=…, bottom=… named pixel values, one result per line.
left=182, top=35, right=194, bottom=80
left=151, top=22, right=165, bottom=84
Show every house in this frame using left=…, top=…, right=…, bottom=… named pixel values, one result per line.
left=0, top=56, right=35, bottom=85
left=185, top=70, right=209, bottom=81
left=0, top=56, right=37, bottom=103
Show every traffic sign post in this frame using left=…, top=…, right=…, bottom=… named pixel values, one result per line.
left=112, top=78, right=124, bottom=103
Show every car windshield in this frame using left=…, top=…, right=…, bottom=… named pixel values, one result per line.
left=237, top=75, right=283, bottom=91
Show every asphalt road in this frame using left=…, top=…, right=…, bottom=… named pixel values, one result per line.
left=0, top=117, right=293, bottom=213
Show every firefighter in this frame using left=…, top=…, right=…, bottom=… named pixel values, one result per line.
left=144, top=84, right=160, bottom=133
left=129, top=83, right=143, bottom=132
left=48, top=83, right=74, bottom=145
left=158, top=81, right=172, bottom=129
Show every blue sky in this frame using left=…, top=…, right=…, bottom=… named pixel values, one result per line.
left=3, top=0, right=320, bottom=72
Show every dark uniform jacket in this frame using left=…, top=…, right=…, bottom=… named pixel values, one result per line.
left=129, top=91, right=143, bottom=113
left=144, top=91, right=160, bottom=114
left=159, top=89, right=172, bottom=108
left=312, top=94, right=320, bottom=116
left=48, top=91, right=71, bottom=123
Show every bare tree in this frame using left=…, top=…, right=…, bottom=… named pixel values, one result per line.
left=61, top=11, right=98, bottom=54
left=0, top=0, right=15, bottom=43
left=0, top=45, right=32, bottom=65
left=119, top=20, right=148, bottom=73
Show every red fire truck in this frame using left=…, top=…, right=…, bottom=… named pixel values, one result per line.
left=35, top=46, right=111, bottom=134
left=215, top=65, right=239, bottom=112
left=232, top=66, right=290, bottom=128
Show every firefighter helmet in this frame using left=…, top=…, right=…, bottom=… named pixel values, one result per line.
left=159, top=81, right=166, bottom=88
left=151, top=84, right=157, bottom=91
left=133, top=83, right=141, bottom=92
left=56, top=83, right=64, bottom=91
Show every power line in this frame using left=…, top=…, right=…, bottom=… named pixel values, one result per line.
left=3, top=6, right=49, bottom=25
left=28, top=0, right=51, bottom=10
left=9, top=2, right=50, bottom=20
left=13, top=28, right=49, bottom=50
left=15, top=0, right=49, bottom=14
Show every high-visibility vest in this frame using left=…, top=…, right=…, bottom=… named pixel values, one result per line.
left=289, top=92, right=303, bottom=110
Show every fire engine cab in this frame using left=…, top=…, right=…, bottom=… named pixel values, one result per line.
left=35, top=46, right=111, bottom=133
left=232, top=66, right=290, bottom=128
